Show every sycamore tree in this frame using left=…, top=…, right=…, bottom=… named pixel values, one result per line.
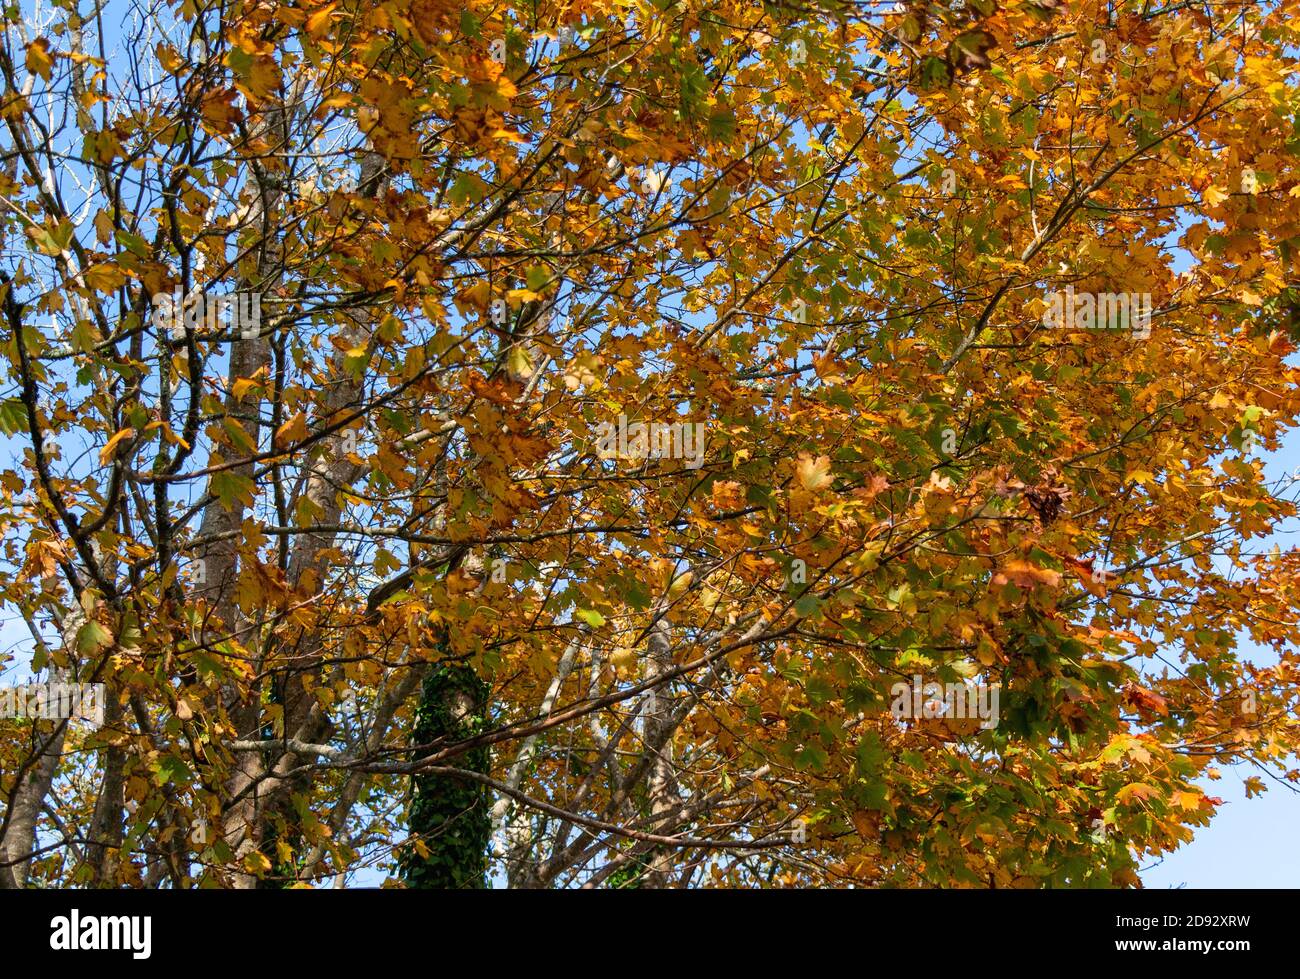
left=0, top=0, right=1298, bottom=890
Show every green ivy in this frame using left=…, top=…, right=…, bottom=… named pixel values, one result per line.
left=399, top=654, right=491, bottom=889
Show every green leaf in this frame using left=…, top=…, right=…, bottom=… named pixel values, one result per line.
left=679, top=64, right=708, bottom=119
left=794, top=593, right=821, bottom=618
left=36, top=221, right=73, bottom=255
left=794, top=742, right=829, bottom=772
left=76, top=619, right=113, bottom=654
left=114, top=228, right=150, bottom=258
left=344, top=346, right=370, bottom=380
left=707, top=108, right=737, bottom=141
left=155, top=755, right=193, bottom=786
left=861, top=781, right=889, bottom=810
left=576, top=608, right=606, bottom=627
left=919, top=56, right=952, bottom=90
left=0, top=398, right=28, bottom=435
left=525, top=266, right=549, bottom=292
left=449, top=173, right=482, bottom=207
left=211, top=471, right=255, bottom=510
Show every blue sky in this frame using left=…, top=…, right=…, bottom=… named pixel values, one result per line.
left=1137, top=419, right=1300, bottom=889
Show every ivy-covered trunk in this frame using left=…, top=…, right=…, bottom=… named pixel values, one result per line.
left=399, top=651, right=491, bottom=889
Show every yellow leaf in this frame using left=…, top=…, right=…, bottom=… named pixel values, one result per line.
left=25, top=39, right=53, bottom=80
left=1202, top=185, right=1229, bottom=206
left=99, top=427, right=135, bottom=465
left=458, top=280, right=490, bottom=314
left=275, top=411, right=309, bottom=448
left=506, top=344, right=533, bottom=379
left=1116, top=782, right=1162, bottom=805
left=155, top=42, right=182, bottom=73
left=992, top=560, right=1061, bottom=589
left=306, top=3, right=337, bottom=37
left=159, top=423, right=190, bottom=450
left=1173, top=790, right=1203, bottom=810
left=231, top=374, right=266, bottom=400
left=93, top=209, right=114, bottom=244
left=610, top=647, right=637, bottom=671
left=667, top=569, right=694, bottom=599
left=796, top=453, right=833, bottom=491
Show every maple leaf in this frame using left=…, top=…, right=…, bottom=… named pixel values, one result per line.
left=274, top=412, right=309, bottom=449
left=1064, top=557, right=1107, bottom=597
left=1123, top=683, right=1170, bottom=718
left=795, top=453, right=834, bottom=491
left=992, top=560, right=1062, bottom=590
left=25, top=39, right=55, bottom=82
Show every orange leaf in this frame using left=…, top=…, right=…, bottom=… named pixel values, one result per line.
left=991, top=560, right=1061, bottom=590
left=99, top=427, right=135, bottom=465
left=1064, top=556, right=1107, bottom=597
left=1122, top=682, right=1169, bottom=717
left=306, top=3, right=337, bottom=37
left=275, top=412, right=309, bottom=448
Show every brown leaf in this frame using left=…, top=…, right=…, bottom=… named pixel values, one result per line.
left=1123, top=682, right=1169, bottom=717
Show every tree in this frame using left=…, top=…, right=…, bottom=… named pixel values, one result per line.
left=1, top=0, right=1298, bottom=889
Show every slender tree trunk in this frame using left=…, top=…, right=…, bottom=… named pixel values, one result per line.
left=0, top=722, right=65, bottom=888
left=641, top=617, right=679, bottom=888
left=84, top=691, right=125, bottom=884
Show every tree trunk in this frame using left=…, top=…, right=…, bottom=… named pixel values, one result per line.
left=399, top=650, right=491, bottom=889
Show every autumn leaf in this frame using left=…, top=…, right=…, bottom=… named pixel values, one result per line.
left=25, top=38, right=53, bottom=80
left=99, top=427, right=135, bottom=465
left=274, top=412, right=309, bottom=449
left=76, top=619, right=113, bottom=654
left=1064, top=556, right=1107, bottom=597
left=991, top=560, right=1061, bottom=590
left=795, top=453, right=834, bottom=491
left=1123, top=683, right=1170, bottom=718
left=1116, top=783, right=1163, bottom=806
left=211, top=471, right=255, bottom=510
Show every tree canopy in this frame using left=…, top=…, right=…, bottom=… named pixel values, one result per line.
left=1, top=0, right=1298, bottom=888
